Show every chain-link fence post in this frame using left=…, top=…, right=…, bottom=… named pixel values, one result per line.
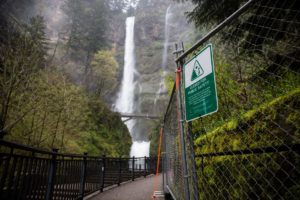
left=187, top=122, right=199, bottom=200
left=176, top=57, right=190, bottom=200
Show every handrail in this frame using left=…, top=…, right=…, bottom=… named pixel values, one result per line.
left=0, top=139, right=153, bottom=159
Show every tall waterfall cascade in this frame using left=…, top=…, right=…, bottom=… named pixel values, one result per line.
left=115, top=16, right=150, bottom=159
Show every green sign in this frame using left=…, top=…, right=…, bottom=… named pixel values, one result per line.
left=183, top=44, right=218, bottom=122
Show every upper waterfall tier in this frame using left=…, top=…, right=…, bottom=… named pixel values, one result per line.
left=115, top=17, right=136, bottom=114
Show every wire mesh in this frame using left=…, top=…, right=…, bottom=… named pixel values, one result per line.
left=185, top=122, right=199, bottom=200
left=163, top=0, right=299, bottom=199
left=194, top=0, right=300, bottom=199
left=163, top=86, right=186, bottom=200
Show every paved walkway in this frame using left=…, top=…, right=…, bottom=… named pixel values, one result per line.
left=88, top=175, right=163, bottom=200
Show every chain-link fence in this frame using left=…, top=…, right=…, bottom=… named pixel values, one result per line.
left=162, top=70, right=200, bottom=200
left=163, top=85, right=185, bottom=199
left=162, top=0, right=299, bottom=199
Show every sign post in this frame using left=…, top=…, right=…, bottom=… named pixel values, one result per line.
left=183, top=44, right=218, bottom=121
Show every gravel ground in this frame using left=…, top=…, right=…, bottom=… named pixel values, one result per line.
left=88, top=174, right=164, bottom=200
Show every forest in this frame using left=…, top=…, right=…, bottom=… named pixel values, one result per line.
left=0, top=0, right=132, bottom=156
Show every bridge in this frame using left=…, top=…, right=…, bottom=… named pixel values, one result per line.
left=119, top=113, right=160, bottom=122
left=0, top=140, right=164, bottom=200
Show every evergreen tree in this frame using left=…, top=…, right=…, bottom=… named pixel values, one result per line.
left=26, top=15, right=48, bottom=68
left=187, top=0, right=243, bottom=26
left=63, top=0, right=109, bottom=58
left=187, top=0, right=300, bottom=73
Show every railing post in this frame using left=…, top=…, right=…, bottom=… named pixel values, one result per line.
left=118, top=157, right=122, bottom=186
left=132, top=156, right=135, bottom=181
left=153, top=157, right=156, bottom=174
left=151, top=157, right=154, bottom=174
left=45, top=148, right=58, bottom=200
left=0, top=147, right=13, bottom=193
left=144, top=156, right=147, bottom=178
left=148, top=157, right=151, bottom=174
left=162, top=153, right=164, bottom=191
left=162, top=123, right=166, bottom=192
left=100, top=155, right=106, bottom=192
left=79, top=152, right=87, bottom=200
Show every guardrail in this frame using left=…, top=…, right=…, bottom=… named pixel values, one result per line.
left=0, top=140, right=159, bottom=200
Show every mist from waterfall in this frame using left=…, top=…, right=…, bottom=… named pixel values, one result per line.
left=154, top=5, right=172, bottom=105
left=115, top=16, right=149, bottom=158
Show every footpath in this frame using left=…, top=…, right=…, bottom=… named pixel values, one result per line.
left=88, top=174, right=164, bottom=200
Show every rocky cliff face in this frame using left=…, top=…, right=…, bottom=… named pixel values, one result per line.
left=127, top=0, right=199, bottom=140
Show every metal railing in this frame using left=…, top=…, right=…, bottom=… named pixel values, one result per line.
left=162, top=0, right=300, bottom=199
left=0, top=140, right=159, bottom=200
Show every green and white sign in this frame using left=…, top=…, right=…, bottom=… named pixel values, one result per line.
left=183, top=44, right=218, bottom=122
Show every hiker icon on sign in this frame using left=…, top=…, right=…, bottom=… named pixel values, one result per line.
left=191, top=60, right=204, bottom=81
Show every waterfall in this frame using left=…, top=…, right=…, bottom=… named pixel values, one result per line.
left=154, top=6, right=172, bottom=105
left=115, top=16, right=149, bottom=158
left=115, top=17, right=136, bottom=133
left=162, top=5, right=172, bottom=71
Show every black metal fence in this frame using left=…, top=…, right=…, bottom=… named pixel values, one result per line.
left=0, top=140, right=158, bottom=200
left=162, top=0, right=300, bottom=199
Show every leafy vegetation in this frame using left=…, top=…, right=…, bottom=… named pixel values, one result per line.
left=0, top=0, right=132, bottom=156
left=149, top=121, right=162, bottom=156
left=90, top=50, right=119, bottom=99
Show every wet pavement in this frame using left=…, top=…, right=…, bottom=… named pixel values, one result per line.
left=88, top=174, right=164, bottom=200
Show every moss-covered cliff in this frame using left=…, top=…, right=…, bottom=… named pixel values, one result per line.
left=195, top=89, right=300, bottom=199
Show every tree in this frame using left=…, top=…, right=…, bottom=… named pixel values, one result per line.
left=187, top=0, right=300, bottom=74
left=0, top=15, right=48, bottom=138
left=63, top=0, right=109, bottom=56
left=108, top=0, right=129, bottom=12
left=62, top=0, right=85, bottom=56
left=89, top=50, right=119, bottom=98
left=26, top=15, right=48, bottom=68
left=186, top=0, right=243, bottom=27
left=0, top=0, right=132, bottom=156
left=63, top=0, right=111, bottom=91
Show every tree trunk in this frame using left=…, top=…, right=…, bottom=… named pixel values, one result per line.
left=51, top=109, right=63, bottom=148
